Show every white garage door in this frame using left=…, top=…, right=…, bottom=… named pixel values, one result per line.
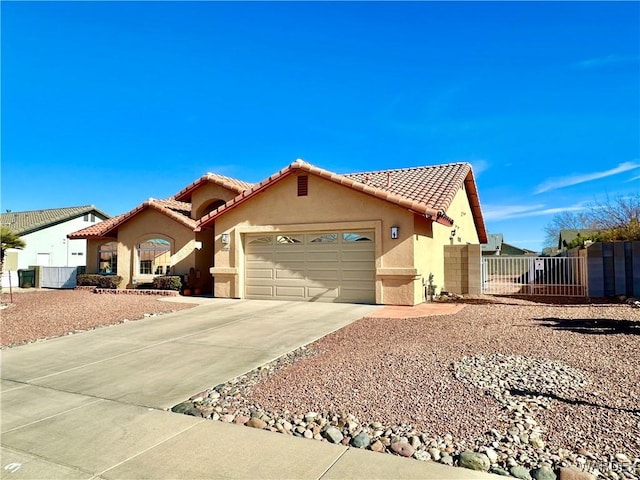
left=245, top=230, right=375, bottom=303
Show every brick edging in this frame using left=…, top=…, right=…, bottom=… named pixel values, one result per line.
left=74, top=286, right=179, bottom=296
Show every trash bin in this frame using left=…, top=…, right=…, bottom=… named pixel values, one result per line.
left=18, top=269, right=35, bottom=288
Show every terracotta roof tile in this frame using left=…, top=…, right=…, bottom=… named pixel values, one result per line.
left=174, top=173, right=253, bottom=202
left=343, top=163, right=471, bottom=212
left=1, top=206, right=110, bottom=236
left=68, top=198, right=196, bottom=239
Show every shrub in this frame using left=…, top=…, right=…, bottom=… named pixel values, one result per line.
left=152, top=276, right=182, bottom=291
left=77, top=274, right=122, bottom=289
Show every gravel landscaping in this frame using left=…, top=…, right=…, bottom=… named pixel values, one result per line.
left=174, top=297, right=640, bottom=480
left=0, top=289, right=195, bottom=347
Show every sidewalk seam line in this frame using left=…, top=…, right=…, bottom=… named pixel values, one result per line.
left=317, top=446, right=350, bottom=480
left=93, top=419, right=205, bottom=477
left=1, top=398, right=104, bottom=434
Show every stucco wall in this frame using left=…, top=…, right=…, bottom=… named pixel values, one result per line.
left=210, top=173, right=420, bottom=305
left=191, top=184, right=239, bottom=220
left=113, top=209, right=197, bottom=288
left=413, top=182, right=480, bottom=297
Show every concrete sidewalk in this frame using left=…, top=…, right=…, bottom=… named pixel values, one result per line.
left=1, top=298, right=495, bottom=479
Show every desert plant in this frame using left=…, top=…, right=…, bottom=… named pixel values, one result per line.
left=77, top=274, right=122, bottom=289
left=152, top=275, right=182, bottom=291
left=1, top=226, right=26, bottom=289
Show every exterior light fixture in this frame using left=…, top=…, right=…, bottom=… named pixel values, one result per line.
left=450, top=229, right=457, bottom=238
left=221, top=233, right=230, bottom=245
left=390, top=226, right=399, bottom=239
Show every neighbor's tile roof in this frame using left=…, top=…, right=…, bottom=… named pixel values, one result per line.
left=174, top=173, right=254, bottom=202
left=68, top=198, right=195, bottom=239
left=1, top=206, right=111, bottom=236
left=198, top=160, right=487, bottom=242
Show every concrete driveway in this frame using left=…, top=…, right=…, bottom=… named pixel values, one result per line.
left=1, top=299, right=378, bottom=409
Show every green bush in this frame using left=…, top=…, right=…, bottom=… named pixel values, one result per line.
left=152, top=276, right=182, bottom=291
left=77, top=274, right=122, bottom=289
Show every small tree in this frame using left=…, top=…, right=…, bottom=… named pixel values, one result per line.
left=543, top=193, right=640, bottom=248
left=1, top=226, right=26, bottom=287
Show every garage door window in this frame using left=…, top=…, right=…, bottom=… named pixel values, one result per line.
left=309, top=233, right=337, bottom=243
left=276, top=235, right=303, bottom=244
left=248, top=236, right=272, bottom=245
left=342, top=232, right=373, bottom=242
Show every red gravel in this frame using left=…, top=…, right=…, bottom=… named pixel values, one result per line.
left=0, top=289, right=195, bottom=347
left=246, top=299, right=640, bottom=456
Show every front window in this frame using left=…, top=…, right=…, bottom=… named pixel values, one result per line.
left=137, top=238, right=171, bottom=275
left=99, top=242, right=118, bottom=274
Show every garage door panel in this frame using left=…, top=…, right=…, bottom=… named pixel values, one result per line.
left=307, top=286, right=339, bottom=299
left=245, top=268, right=274, bottom=279
left=306, top=250, right=340, bottom=262
left=246, top=285, right=274, bottom=297
left=275, top=268, right=305, bottom=280
left=246, top=252, right=275, bottom=262
left=275, top=251, right=306, bottom=262
left=307, top=268, right=339, bottom=281
left=275, top=286, right=306, bottom=298
left=341, top=250, right=375, bottom=262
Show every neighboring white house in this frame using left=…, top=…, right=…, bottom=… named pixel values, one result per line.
left=1, top=206, right=110, bottom=288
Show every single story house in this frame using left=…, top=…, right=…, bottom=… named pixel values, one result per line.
left=482, top=233, right=537, bottom=256
left=1, top=206, right=110, bottom=288
left=70, top=160, right=487, bottom=305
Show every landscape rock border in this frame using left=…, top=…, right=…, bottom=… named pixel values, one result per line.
left=172, top=346, right=639, bottom=480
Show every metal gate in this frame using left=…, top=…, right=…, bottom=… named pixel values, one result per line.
left=41, top=267, right=78, bottom=289
left=482, top=256, right=587, bottom=296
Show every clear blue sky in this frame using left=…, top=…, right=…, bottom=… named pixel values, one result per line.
left=2, top=1, right=639, bottom=252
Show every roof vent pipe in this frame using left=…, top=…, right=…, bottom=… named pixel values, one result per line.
left=387, top=172, right=392, bottom=187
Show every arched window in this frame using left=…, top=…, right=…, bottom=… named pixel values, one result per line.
left=99, top=242, right=118, bottom=274
left=137, top=238, right=171, bottom=275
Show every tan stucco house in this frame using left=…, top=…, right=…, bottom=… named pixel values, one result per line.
left=69, top=160, right=487, bottom=305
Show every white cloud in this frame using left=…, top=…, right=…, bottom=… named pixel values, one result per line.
left=483, top=203, right=587, bottom=221
left=534, top=161, right=640, bottom=194
left=573, top=54, right=639, bottom=69
left=626, top=174, right=640, bottom=183
left=470, top=159, right=490, bottom=176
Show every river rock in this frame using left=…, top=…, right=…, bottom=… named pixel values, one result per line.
left=459, top=452, right=490, bottom=472
left=440, top=454, right=454, bottom=466
left=532, top=465, right=557, bottom=480
left=246, top=417, right=267, bottom=429
left=510, top=465, right=533, bottom=480
left=390, top=442, right=415, bottom=457
left=323, top=426, right=343, bottom=444
left=171, top=402, right=200, bottom=417
left=491, top=467, right=511, bottom=476
left=428, top=448, right=441, bottom=461
left=414, top=450, right=431, bottom=462
left=530, top=434, right=545, bottom=449
left=484, top=447, right=499, bottom=464
left=558, top=467, right=596, bottom=480
left=351, top=432, right=371, bottom=449
left=370, top=440, right=385, bottom=453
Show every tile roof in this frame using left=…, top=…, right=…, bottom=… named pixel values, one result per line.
left=173, top=173, right=254, bottom=202
left=1, top=206, right=111, bottom=236
left=68, top=198, right=195, bottom=239
left=198, top=160, right=487, bottom=242
left=343, top=163, right=471, bottom=213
